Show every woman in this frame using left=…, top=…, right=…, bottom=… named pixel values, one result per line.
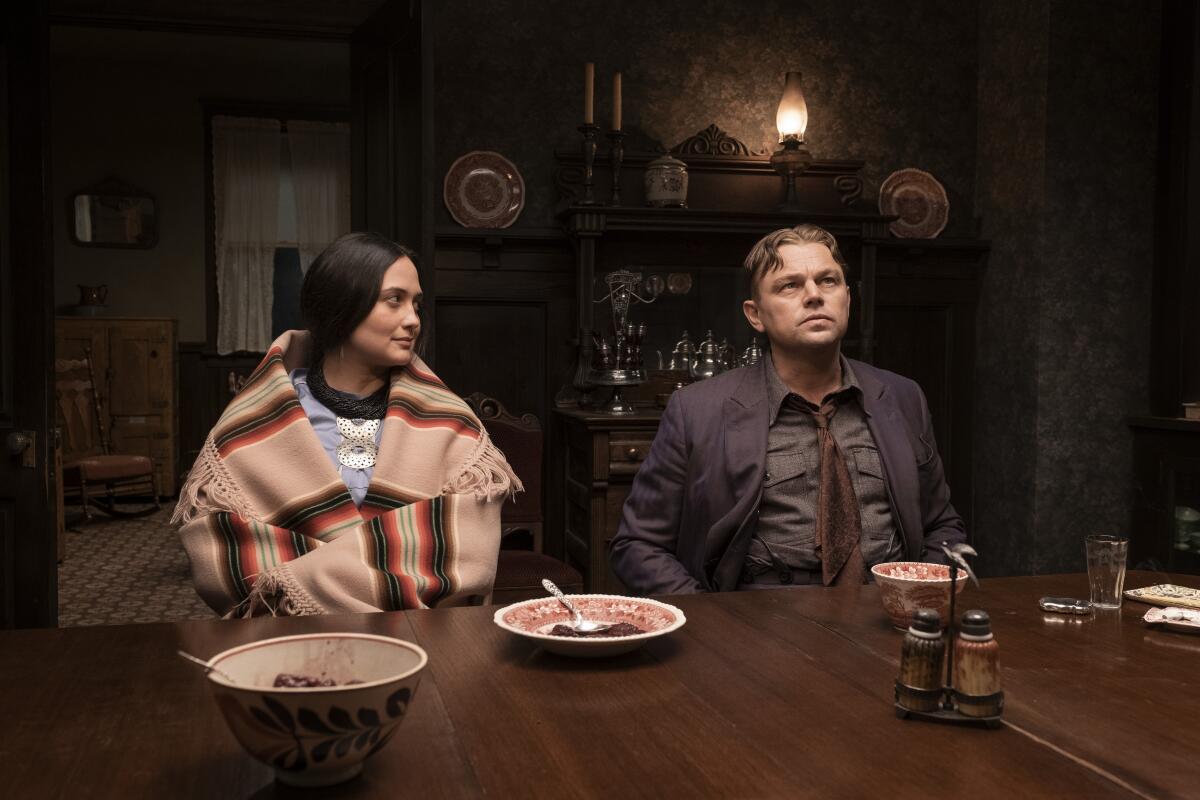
left=173, top=232, right=520, bottom=616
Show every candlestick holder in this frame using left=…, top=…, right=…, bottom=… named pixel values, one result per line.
left=577, top=123, right=601, bottom=205
left=606, top=130, right=626, bottom=206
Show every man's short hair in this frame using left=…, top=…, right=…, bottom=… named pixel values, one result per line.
left=743, top=224, right=850, bottom=298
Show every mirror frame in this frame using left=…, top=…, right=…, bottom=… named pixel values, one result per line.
left=69, top=176, right=158, bottom=249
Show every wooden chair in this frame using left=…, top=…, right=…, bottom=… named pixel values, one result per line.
left=465, top=393, right=583, bottom=605
left=56, top=349, right=160, bottom=523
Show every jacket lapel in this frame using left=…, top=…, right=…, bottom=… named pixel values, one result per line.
left=857, top=365, right=920, bottom=558
left=723, top=361, right=769, bottom=497
left=704, top=361, right=769, bottom=588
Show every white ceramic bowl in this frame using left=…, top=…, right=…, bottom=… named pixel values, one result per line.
left=493, top=594, right=686, bottom=658
left=205, top=633, right=426, bottom=787
left=871, top=561, right=968, bottom=630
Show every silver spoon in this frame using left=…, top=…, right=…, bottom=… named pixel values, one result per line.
left=177, top=649, right=238, bottom=684
left=541, top=578, right=613, bottom=634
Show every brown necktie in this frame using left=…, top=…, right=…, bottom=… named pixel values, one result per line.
left=805, top=398, right=865, bottom=586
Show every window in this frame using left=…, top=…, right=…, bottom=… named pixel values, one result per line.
left=207, top=110, right=349, bottom=354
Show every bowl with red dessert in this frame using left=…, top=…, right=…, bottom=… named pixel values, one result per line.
left=493, top=594, right=687, bottom=657
left=202, top=632, right=426, bottom=787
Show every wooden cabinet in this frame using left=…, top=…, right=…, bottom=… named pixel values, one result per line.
left=557, top=408, right=660, bottom=594
left=1129, top=417, right=1200, bottom=574
left=548, top=130, right=987, bottom=590
left=55, top=317, right=178, bottom=496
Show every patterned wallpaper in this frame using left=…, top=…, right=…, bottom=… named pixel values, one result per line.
left=974, top=0, right=1160, bottom=575
left=434, top=0, right=980, bottom=231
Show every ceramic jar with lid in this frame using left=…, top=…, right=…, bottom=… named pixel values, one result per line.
left=644, top=154, right=688, bottom=207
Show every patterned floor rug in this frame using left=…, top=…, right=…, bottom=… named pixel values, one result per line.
left=58, top=507, right=216, bottom=627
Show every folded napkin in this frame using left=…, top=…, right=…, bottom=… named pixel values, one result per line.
left=1125, top=583, right=1200, bottom=610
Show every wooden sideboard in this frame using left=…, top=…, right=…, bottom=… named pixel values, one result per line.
left=556, top=407, right=661, bottom=593
left=55, top=317, right=178, bottom=496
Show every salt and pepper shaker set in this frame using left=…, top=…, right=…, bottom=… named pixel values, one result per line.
left=895, top=608, right=1003, bottom=723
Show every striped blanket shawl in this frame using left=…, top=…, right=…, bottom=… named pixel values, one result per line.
left=173, top=330, right=519, bottom=617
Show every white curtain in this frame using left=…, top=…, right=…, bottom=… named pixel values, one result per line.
left=286, top=120, right=351, bottom=274
left=213, top=116, right=281, bottom=354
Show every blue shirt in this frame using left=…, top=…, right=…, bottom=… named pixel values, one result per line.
left=290, top=368, right=383, bottom=508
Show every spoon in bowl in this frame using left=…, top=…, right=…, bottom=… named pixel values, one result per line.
left=177, top=649, right=238, bottom=684
left=541, top=579, right=613, bottom=634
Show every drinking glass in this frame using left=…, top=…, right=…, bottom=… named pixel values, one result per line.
left=1085, top=535, right=1128, bottom=609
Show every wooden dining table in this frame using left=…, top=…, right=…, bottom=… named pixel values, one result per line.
left=2, top=571, right=1196, bottom=799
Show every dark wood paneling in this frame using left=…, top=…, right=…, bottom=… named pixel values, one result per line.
left=874, top=305, right=951, bottom=441
left=48, top=0, right=386, bottom=40
left=435, top=301, right=547, bottom=425
left=1129, top=417, right=1200, bottom=573
left=2, top=0, right=57, bottom=628
left=433, top=231, right=576, bottom=560
left=872, top=240, right=985, bottom=533
left=351, top=0, right=436, bottom=359
left=0, top=506, right=13, bottom=628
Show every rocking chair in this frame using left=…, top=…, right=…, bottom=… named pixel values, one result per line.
left=56, top=348, right=161, bottom=523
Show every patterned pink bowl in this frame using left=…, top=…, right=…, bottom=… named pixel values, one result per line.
left=871, top=561, right=968, bottom=630
left=493, top=594, right=687, bottom=658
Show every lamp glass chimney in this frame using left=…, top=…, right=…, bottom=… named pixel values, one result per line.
left=776, top=71, right=808, bottom=143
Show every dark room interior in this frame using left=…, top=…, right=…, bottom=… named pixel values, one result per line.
left=3, top=0, right=1199, bottom=795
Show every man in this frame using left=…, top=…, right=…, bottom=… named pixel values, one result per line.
left=610, top=224, right=965, bottom=595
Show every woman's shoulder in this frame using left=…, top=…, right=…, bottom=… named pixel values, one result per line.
left=209, top=358, right=307, bottom=442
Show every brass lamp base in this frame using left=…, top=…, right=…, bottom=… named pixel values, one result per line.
left=770, top=139, right=813, bottom=211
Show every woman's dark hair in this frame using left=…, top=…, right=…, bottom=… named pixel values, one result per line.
left=300, top=231, right=420, bottom=358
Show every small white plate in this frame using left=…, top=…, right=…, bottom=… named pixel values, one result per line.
left=493, top=594, right=686, bottom=658
left=1143, top=606, right=1200, bottom=634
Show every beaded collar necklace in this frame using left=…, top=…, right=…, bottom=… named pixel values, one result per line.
left=306, top=362, right=389, bottom=421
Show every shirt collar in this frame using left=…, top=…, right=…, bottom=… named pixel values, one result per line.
left=764, top=352, right=862, bottom=425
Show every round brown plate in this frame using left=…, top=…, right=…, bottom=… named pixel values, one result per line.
left=443, top=151, right=525, bottom=228
left=879, top=168, right=949, bottom=239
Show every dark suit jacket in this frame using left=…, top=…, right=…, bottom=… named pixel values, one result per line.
left=609, top=357, right=966, bottom=595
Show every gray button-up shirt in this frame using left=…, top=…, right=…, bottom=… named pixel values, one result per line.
left=745, top=355, right=903, bottom=576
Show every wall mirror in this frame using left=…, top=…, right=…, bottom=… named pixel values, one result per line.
left=70, top=177, right=158, bottom=248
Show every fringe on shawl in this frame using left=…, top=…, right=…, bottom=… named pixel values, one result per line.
left=171, top=436, right=256, bottom=525
left=224, top=563, right=324, bottom=619
left=443, top=430, right=523, bottom=502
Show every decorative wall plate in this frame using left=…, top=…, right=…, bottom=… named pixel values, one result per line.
left=879, top=168, right=949, bottom=238
left=443, top=151, right=525, bottom=228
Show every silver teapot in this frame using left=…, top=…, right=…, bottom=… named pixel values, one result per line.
left=740, top=337, right=763, bottom=366
left=690, top=330, right=723, bottom=380
left=667, top=330, right=695, bottom=372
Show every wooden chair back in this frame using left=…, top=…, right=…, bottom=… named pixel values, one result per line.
left=54, top=348, right=109, bottom=457
left=464, top=392, right=544, bottom=544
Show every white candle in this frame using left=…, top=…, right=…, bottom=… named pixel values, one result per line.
left=612, top=72, right=622, bottom=131
left=583, top=62, right=595, bottom=124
